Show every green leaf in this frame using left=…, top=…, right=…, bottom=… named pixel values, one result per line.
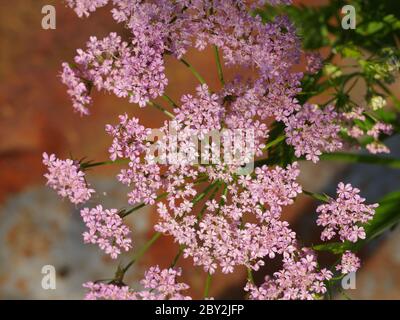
left=336, top=44, right=362, bottom=59
left=319, top=152, right=400, bottom=169
left=357, top=21, right=385, bottom=36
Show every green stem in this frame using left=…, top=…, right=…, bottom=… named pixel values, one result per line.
left=121, top=192, right=169, bottom=218
left=121, top=232, right=162, bottom=275
left=197, top=182, right=220, bottom=220
left=81, top=158, right=129, bottom=169
left=216, top=183, right=228, bottom=215
left=247, top=268, right=255, bottom=284
left=213, top=45, right=225, bottom=85
left=147, top=101, right=174, bottom=118
left=180, top=58, right=206, bottom=85
left=303, top=190, right=330, bottom=202
left=169, top=246, right=184, bottom=268
left=375, top=80, right=400, bottom=111
left=192, top=181, right=220, bottom=204
left=204, top=273, right=212, bottom=298
left=339, top=287, right=352, bottom=300
left=162, top=94, right=179, bottom=108
left=263, top=134, right=286, bottom=151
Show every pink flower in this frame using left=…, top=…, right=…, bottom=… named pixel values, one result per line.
left=61, top=63, right=92, bottom=115
left=155, top=163, right=301, bottom=274
left=83, top=266, right=191, bottom=300
left=316, top=183, right=378, bottom=243
left=305, top=52, right=323, bottom=74
left=65, top=0, right=109, bottom=18
left=106, top=114, right=162, bottom=206
left=58, top=1, right=387, bottom=300
left=336, top=251, right=361, bottom=274
left=83, top=282, right=135, bottom=300
left=245, top=248, right=332, bottom=300
left=62, top=32, right=167, bottom=114
left=366, top=141, right=390, bottom=154
left=43, top=152, right=95, bottom=204
left=80, top=205, right=132, bottom=259
left=367, top=122, right=393, bottom=140
left=285, top=104, right=343, bottom=163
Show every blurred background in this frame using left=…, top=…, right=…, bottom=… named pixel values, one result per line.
left=0, top=0, right=399, bottom=299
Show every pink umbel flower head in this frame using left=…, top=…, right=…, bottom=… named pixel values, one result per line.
left=245, top=248, right=332, bottom=300
left=336, top=251, right=361, bottom=274
left=316, top=183, right=378, bottom=243
left=62, top=31, right=167, bottom=114
left=65, top=0, right=109, bottom=18
left=57, top=0, right=390, bottom=300
left=80, top=205, right=132, bottom=259
left=366, top=141, right=390, bottom=154
left=106, top=114, right=162, bottom=206
left=61, top=62, right=92, bottom=115
left=285, top=104, right=343, bottom=163
left=83, top=266, right=191, bottom=300
left=155, top=163, right=301, bottom=274
left=305, top=52, right=323, bottom=74
left=83, top=282, right=136, bottom=300
left=43, top=152, right=95, bottom=204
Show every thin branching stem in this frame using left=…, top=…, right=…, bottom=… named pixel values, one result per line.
left=180, top=58, right=207, bottom=85
left=213, top=45, right=225, bottom=85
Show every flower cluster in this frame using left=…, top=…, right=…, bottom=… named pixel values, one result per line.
left=155, top=163, right=301, bottom=274
left=62, top=32, right=166, bottom=114
left=42, top=153, right=95, bottom=204
left=63, top=1, right=301, bottom=116
left=336, top=251, right=361, bottom=274
left=245, top=248, right=332, bottom=300
left=83, top=266, right=191, bottom=300
left=305, top=52, right=323, bottom=74
left=366, top=122, right=393, bottom=154
left=106, top=114, right=162, bottom=206
left=316, top=183, right=378, bottom=242
left=66, top=0, right=108, bottom=18
left=175, top=84, right=224, bottom=134
left=344, top=108, right=393, bottom=154
left=49, top=0, right=392, bottom=300
left=80, top=205, right=132, bottom=259
left=61, top=63, right=92, bottom=115
left=366, top=142, right=390, bottom=154
left=83, top=282, right=135, bottom=300
left=285, top=104, right=343, bottom=163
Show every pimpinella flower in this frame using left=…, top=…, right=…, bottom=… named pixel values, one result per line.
left=316, top=183, right=378, bottom=243
left=105, top=114, right=162, bottom=206
left=83, top=282, right=136, bottom=300
left=62, top=31, right=167, bottom=114
left=245, top=248, right=332, bottom=300
left=83, top=266, right=191, bottom=300
left=285, top=104, right=343, bottom=163
left=80, top=205, right=132, bottom=259
left=336, top=251, right=361, bottom=274
left=65, top=0, right=109, bottom=18
left=155, top=163, right=301, bottom=274
left=43, top=152, right=95, bottom=204
left=61, top=62, right=92, bottom=115
left=63, top=1, right=302, bottom=111
left=305, top=52, right=323, bottom=74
